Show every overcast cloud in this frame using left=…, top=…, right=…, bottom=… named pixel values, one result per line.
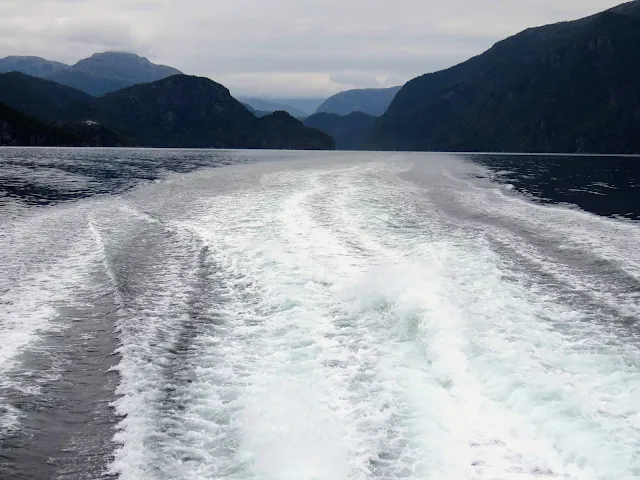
left=0, top=0, right=625, bottom=97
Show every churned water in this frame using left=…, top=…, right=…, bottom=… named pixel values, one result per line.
left=1, top=148, right=639, bottom=479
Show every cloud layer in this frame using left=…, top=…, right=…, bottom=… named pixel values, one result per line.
left=0, top=0, right=624, bottom=97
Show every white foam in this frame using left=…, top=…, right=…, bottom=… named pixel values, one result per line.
left=105, top=155, right=640, bottom=479
left=0, top=204, right=104, bottom=433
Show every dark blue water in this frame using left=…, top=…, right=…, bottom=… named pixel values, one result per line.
left=0, top=148, right=263, bottom=206
left=470, top=154, right=640, bottom=220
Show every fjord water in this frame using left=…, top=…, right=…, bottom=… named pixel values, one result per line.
left=1, top=149, right=639, bottom=480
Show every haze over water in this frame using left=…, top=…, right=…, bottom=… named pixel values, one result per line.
left=1, top=148, right=639, bottom=479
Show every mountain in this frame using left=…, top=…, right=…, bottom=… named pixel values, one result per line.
left=0, top=71, right=333, bottom=149
left=0, top=102, right=127, bottom=147
left=0, top=102, right=79, bottom=146
left=47, top=52, right=182, bottom=96
left=255, top=111, right=335, bottom=150
left=0, top=56, right=69, bottom=78
left=54, top=120, right=132, bottom=147
left=316, top=87, right=401, bottom=116
left=239, top=97, right=308, bottom=118
left=0, top=52, right=182, bottom=96
left=368, top=1, right=640, bottom=154
left=0, top=72, right=93, bottom=122
left=76, top=75, right=334, bottom=149
left=303, top=112, right=377, bottom=150
left=242, top=103, right=271, bottom=118
left=275, top=98, right=326, bottom=116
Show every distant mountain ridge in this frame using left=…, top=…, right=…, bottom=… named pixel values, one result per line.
left=0, top=56, right=68, bottom=78
left=304, top=112, right=377, bottom=150
left=0, top=71, right=334, bottom=149
left=242, top=103, right=271, bottom=118
left=78, top=75, right=333, bottom=148
left=255, top=110, right=336, bottom=150
left=48, top=52, right=182, bottom=96
left=81, top=75, right=257, bottom=147
left=276, top=98, right=326, bottom=115
left=316, top=86, right=401, bottom=116
left=0, top=52, right=182, bottom=96
left=239, top=97, right=308, bottom=118
left=368, top=0, right=640, bottom=154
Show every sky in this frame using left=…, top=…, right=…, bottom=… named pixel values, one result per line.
left=0, top=0, right=628, bottom=98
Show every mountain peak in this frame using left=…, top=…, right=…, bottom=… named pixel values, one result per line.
left=239, top=97, right=308, bottom=118
left=108, top=74, right=231, bottom=99
left=81, top=73, right=333, bottom=149
left=3, top=55, right=53, bottom=62
left=0, top=51, right=182, bottom=96
left=90, top=51, right=144, bottom=57
left=84, top=51, right=152, bottom=63
left=44, top=52, right=183, bottom=96
left=0, top=55, right=69, bottom=78
left=609, top=0, right=640, bottom=16
left=316, top=86, right=401, bottom=116
left=73, top=51, right=179, bottom=72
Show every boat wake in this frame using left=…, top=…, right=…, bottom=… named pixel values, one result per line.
left=1, top=153, right=639, bottom=479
